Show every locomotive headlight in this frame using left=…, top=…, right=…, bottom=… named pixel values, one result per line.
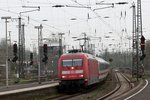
left=80, top=74, right=84, bottom=77
left=62, top=76, right=66, bottom=78
left=71, top=67, right=74, bottom=69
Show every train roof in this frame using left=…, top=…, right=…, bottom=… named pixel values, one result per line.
left=62, top=52, right=109, bottom=64
left=66, top=49, right=96, bottom=59
left=62, top=52, right=93, bottom=59
left=96, top=57, right=110, bottom=64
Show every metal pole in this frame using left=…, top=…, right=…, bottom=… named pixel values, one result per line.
left=18, top=17, right=21, bottom=79
left=22, top=24, right=25, bottom=65
left=38, top=28, right=41, bottom=84
left=59, top=37, right=62, bottom=57
left=5, top=19, right=9, bottom=87
left=35, top=25, right=43, bottom=84
left=58, top=33, right=64, bottom=57
left=39, top=24, right=43, bottom=45
left=132, top=3, right=136, bottom=78
left=1, top=16, right=11, bottom=87
left=21, top=24, right=25, bottom=78
left=137, top=0, right=144, bottom=78
left=81, top=33, right=86, bottom=52
left=84, top=33, right=86, bottom=52
left=136, top=0, right=143, bottom=81
left=39, top=24, right=43, bottom=83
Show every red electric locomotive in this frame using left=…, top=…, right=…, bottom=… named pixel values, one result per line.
left=58, top=51, right=110, bottom=88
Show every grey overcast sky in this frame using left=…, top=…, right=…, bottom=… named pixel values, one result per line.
left=0, top=0, right=150, bottom=53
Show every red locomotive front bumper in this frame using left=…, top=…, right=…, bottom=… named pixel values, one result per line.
left=61, top=74, right=84, bottom=80
left=60, top=69, right=84, bottom=80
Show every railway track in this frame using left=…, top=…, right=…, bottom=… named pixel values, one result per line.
left=0, top=71, right=133, bottom=100
left=44, top=83, right=103, bottom=100
left=97, top=70, right=133, bottom=100
left=45, top=93, right=81, bottom=100
left=43, top=70, right=136, bottom=100
left=44, top=72, right=113, bottom=100
left=45, top=83, right=101, bottom=100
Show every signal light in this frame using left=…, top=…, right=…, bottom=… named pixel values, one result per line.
left=12, top=43, right=18, bottom=62
left=140, top=54, right=146, bottom=61
left=43, top=44, right=47, bottom=54
left=42, top=44, right=48, bottom=64
left=140, top=35, right=145, bottom=51
left=30, top=53, right=33, bottom=61
left=13, top=43, right=17, bottom=55
left=29, top=53, right=33, bottom=65
left=29, top=61, right=33, bottom=65
left=140, top=35, right=146, bottom=60
left=12, top=56, right=18, bottom=62
left=109, top=58, right=113, bottom=62
left=42, top=55, right=48, bottom=63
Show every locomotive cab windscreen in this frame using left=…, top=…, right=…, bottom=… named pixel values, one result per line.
left=62, top=59, right=83, bottom=67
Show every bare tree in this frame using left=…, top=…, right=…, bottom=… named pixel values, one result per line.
left=0, top=38, right=6, bottom=64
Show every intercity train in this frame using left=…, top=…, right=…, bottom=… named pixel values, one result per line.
left=58, top=51, right=110, bottom=88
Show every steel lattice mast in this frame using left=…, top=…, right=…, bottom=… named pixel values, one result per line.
left=137, top=0, right=143, bottom=37
left=137, top=0, right=144, bottom=80
left=132, top=3, right=136, bottom=78
left=132, top=0, right=144, bottom=80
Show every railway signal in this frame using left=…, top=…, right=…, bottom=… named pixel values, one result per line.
left=42, top=55, right=48, bottom=63
left=140, top=54, right=146, bottom=61
left=30, top=53, right=33, bottom=61
left=12, top=43, right=18, bottom=62
left=43, top=44, right=47, bottom=54
left=140, top=35, right=146, bottom=60
left=140, top=35, right=145, bottom=51
left=13, top=43, right=17, bottom=55
left=12, top=56, right=18, bottom=62
left=29, top=53, right=33, bottom=65
left=42, top=44, right=48, bottom=63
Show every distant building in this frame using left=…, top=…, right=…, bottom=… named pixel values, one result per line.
left=46, top=46, right=59, bottom=77
left=40, top=35, right=66, bottom=78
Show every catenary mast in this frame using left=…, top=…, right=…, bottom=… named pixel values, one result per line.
left=132, top=0, right=145, bottom=80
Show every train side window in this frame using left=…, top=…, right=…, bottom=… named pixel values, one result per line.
left=100, top=64, right=104, bottom=70
left=105, top=64, right=108, bottom=69
left=98, top=63, right=100, bottom=71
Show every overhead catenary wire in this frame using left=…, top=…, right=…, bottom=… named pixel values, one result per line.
left=0, top=0, right=136, bottom=36
left=1, top=0, right=71, bottom=33
left=70, top=0, right=122, bottom=36
left=0, top=7, right=65, bottom=33
left=70, top=0, right=131, bottom=52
